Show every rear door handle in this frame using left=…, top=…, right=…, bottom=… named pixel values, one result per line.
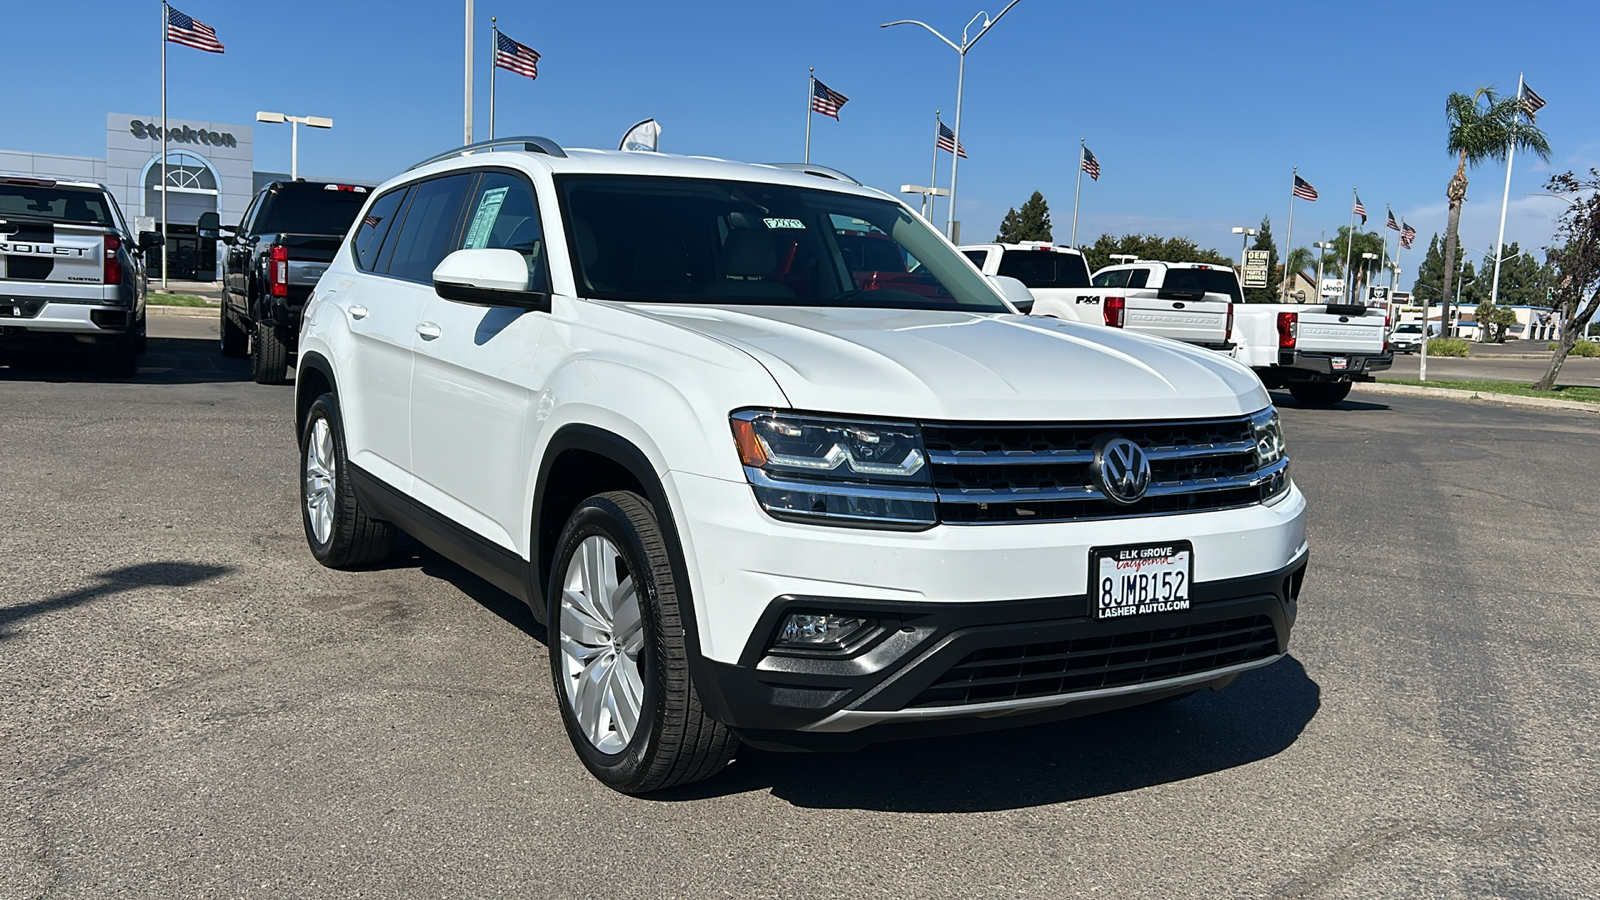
left=348, top=304, right=369, bottom=320
left=416, top=321, right=442, bottom=340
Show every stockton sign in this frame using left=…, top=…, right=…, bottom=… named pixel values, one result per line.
left=128, top=119, right=238, bottom=148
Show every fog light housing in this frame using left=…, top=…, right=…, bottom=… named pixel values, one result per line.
left=775, top=613, right=870, bottom=650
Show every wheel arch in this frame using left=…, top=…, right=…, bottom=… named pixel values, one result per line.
left=531, top=424, right=711, bottom=694
left=295, top=350, right=339, bottom=437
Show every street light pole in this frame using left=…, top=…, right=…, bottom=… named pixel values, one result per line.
left=257, top=112, right=333, bottom=181
left=1313, top=240, right=1335, bottom=304
left=881, top=0, right=1023, bottom=242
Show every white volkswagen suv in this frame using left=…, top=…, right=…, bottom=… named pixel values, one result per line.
left=296, top=138, right=1309, bottom=793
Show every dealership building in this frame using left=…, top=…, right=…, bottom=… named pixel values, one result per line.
left=1, top=112, right=337, bottom=280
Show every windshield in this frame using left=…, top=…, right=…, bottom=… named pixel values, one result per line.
left=997, top=249, right=1090, bottom=288
left=0, top=184, right=114, bottom=226
left=555, top=175, right=1009, bottom=312
left=257, top=184, right=368, bottom=235
left=1395, top=324, right=1422, bottom=334
left=1160, top=268, right=1243, bottom=303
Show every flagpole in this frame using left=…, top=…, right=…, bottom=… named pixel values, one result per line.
left=1489, top=71, right=1523, bottom=311
left=927, top=111, right=941, bottom=220
left=1281, top=167, right=1297, bottom=303
left=488, top=17, right=497, bottom=140
left=1071, top=139, right=1084, bottom=248
left=804, top=68, right=813, bottom=164
left=160, top=0, right=169, bottom=290
left=464, top=0, right=474, bottom=145
left=1344, top=188, right=1357, bottom=304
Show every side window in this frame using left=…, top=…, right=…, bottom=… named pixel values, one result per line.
left=961, top=249, right=989, bottom=269
left=1127, top=268, right=1150, bottom=289
left=384, top=173, right=473, bottom=283
left=238, top=192, right=263, bottom=232
left=1092, top=269, right=1129, bottom=288
left=458, top=170, right=548, bottom=291
left=351, top=187, right=407, bottom=272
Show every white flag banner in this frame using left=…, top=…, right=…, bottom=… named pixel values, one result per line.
left=619, top=118, right=661, bottom=152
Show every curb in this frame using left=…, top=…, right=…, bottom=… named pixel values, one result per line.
left=148, top=304, right=219, bottom=318
left=1354, top=381, right=1600, bottom=414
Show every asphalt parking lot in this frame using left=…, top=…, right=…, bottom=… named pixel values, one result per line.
left=3, top=315, right=1598, bottom=899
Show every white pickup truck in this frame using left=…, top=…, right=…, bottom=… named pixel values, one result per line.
left=0, top=174, right=160, bottom=375
left=1232, top=300, right=1393, bottom=406
left=962, top=246, right=1236, bottom=350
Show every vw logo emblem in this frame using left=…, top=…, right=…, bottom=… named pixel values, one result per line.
left=1094, top=436, right=1151, bottom=505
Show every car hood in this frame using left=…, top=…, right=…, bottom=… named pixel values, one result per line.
left=621, top=304, right=1269, bottom=421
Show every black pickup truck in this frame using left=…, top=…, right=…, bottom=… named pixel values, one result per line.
left=212, top=180, right=368, bottom=384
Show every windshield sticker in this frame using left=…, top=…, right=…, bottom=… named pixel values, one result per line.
left=762, top=217, right=805, bottom=230
left=463, top=187, right=510, bottom=249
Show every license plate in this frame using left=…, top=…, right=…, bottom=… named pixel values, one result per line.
left=1090, top=542, right=1193, bottom=620
left=1331, top=356, right=1348, bottom=370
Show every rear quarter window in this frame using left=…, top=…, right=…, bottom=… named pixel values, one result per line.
left=351, top=187, right=407, bottom=272
left=997, top=250, right=1090, bottom=289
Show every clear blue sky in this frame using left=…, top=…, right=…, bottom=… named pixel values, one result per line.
left=6, top=0, right=1597, bottom=291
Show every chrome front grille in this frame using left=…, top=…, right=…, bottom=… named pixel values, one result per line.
left=922, top=415, right=1285, bottom=524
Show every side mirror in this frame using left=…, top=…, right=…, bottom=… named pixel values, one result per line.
left=196, top=211, right=220, bottom=241
left=988, top=274, right=1036, bottom=314
left=138, top=231, right=165, bottom=250
left=432, top=248, right=549, bottom=311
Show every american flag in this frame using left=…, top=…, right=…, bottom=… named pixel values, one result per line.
left=495, top=31, right=540, bottom=80
left=1399, top=221, right=1416, bottom=250
left=1353, top=193, right=1367, bottom=225
left=1386, top=208, right=1400, bottom=232
left=811, top=78, right=848, bottom=119
left=1081, top=146, right=1100, bottom=181
left=166, top=6, right=225, bottom=53
left=1522, top=83, right=1546, bottom=122
left=1293, top=175, right=1318, bottom=202
left=362, top=214, right=382, bottom=229
left=936, top=122, right=967, bottom=158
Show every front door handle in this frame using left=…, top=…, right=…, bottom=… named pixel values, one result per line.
left=416, top=321, right=442, bottom=340
left=348, top=304, right=369, bottom=320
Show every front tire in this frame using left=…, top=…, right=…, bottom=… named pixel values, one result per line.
left=220, top=308, right=248, bottom=358
left=300, top=393, right=396, bottom=568
left=548, top=491, right=738, bottom=794
left=1288, top=380, right=1352, bottom=407
left=251, top=323, right=290, bottom=385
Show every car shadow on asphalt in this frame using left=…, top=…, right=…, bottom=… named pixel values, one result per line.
left=380, top=535, right=547, bottom=642
left=0, top=561, right=233, bottom=640
left=0, top=337, right=255, bottom=385
left=1268, top=390, right=1389, bottom=411
left=660, top=656, right=1319, bottom=813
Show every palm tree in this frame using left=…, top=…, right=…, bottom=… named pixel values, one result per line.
left=1283, top=247, right=1316, bottom=294
left=1439, top=87, right=1550, bottom=333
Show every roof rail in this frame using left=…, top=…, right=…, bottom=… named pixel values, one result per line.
left=408, top=135, right=567, bottom=171
left=764, top=163, right=861, bottom=186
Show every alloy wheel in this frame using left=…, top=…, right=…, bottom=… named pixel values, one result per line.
left=303, top=416, right=336, bottom=545
left=558, top=535, right=646, bottom=755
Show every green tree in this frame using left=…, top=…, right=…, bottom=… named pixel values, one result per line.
left=1537, top=169, right=1600, bottom=389
left=1412, top=234, right=1446, bottom=303
left=1082, top=233, right=1232, bottom=272
left=1282, top=247, right=1317, bottom=294
left=996, top=191, right=1053, bottom=243
left=1439, top=87, right=1551, bottom=334
left=1474, top=298, right=1518, bottom=342
left=1244, top=215, right=1279, bottom=304
left=1479, top=242, right=1549, bottom=307
left=1324, top=226, right=1389, bottom=301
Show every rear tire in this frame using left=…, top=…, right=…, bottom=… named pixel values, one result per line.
left=299, top=393, right=396, bottom=568
left=1288, top=380, right=1352, bottom=407
left=548, top=491, right=738, bottom=794
left=220, top=308, right=248, bottom=358
left=98, top=331, right=138, bottom=378
left=251, top=323, right=289, bottom=385
left=135, top=312, right=148, bottom=355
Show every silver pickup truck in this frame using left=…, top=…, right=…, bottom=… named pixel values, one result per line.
left=0, top=175, right=162, bottom=376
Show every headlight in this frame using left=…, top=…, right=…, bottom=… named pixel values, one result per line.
left=1250, top=407, right=1291, bottom=502
left=730, top=410, right=936, bottom=529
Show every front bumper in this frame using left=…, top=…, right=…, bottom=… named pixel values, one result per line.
left=703, top=556, right=1305, bottom=752
left=667, top=469, right=1309, bottom=751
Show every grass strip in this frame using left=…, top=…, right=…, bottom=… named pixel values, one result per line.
left=148, top=292, right=215, bottom=307
left=1379, top=378, right=1600, bottom=404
